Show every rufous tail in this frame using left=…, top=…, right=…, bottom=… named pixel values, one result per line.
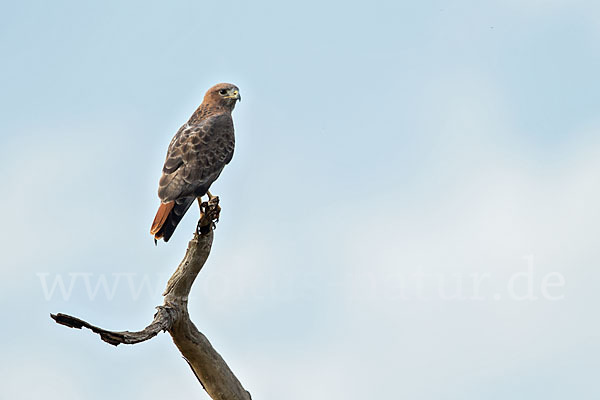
left=150, top=198, right=194, bottom=242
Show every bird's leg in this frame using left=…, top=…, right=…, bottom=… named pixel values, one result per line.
left=206, top=190, right=221, bottom=216
left=196, top=194, right=221, bottom=235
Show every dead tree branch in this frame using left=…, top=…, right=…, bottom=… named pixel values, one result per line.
left=51, top=197, right=252, bottom=400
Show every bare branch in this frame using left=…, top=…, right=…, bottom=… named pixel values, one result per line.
left=51, top=196, right=252, bottom=400
left=50, top=307, right=174, bottom=346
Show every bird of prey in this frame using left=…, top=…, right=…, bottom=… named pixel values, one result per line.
left=150, top=83, right=241, bottom=242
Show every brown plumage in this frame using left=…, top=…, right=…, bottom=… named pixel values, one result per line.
left=151, top=83, right=240, bottom=242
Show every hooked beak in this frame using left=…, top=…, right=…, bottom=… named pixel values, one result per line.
left=226, top=90, right=241, bottom=102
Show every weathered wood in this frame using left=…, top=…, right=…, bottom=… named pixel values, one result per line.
left=51, top=197, right=252, bottom=400
left=50, top=307, right=174, bottom=346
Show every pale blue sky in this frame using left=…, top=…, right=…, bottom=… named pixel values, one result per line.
left=1, top=1, right=599, bottom=399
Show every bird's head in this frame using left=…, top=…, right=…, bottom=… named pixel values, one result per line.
left=204, top=83, right=241, bottom=111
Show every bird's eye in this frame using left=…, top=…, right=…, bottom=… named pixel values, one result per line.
left=219, top=89, right=228, bottom=95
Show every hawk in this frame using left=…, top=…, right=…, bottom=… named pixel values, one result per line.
left=150, top=83, right=241, bottom=242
